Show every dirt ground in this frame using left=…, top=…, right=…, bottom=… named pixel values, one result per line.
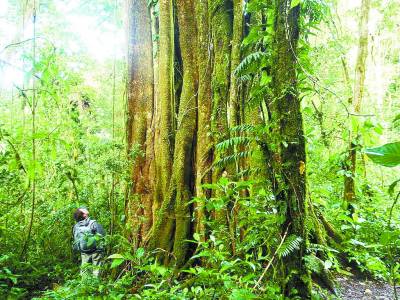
left=337, top=276, right=399, bottom=300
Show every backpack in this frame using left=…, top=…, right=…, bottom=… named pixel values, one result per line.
left=73, top=219, right=98, bottom=253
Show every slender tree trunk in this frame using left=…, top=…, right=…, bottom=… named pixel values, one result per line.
left=158, top=0, right=174, bottom=199
left=147, top=0, right=175, bottom=256
left=344, top=0, right=370, bottom=202
left=210, top=0, right=233, bottom=248
left=228, top=0, right=243, bottom=128
left=169, top=0, right=198, bottom=266
left=195, top=0, right=213, bottom=239
left=210, top=0, right=232, bottom=159
left=270, top=1, right=311, bottom=297
left=125, top=0, right=154, bottom=247
left=150, top=4, right=161, bottom=230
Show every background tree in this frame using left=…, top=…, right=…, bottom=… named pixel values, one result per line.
left=343, top=0, right=371, bottom=202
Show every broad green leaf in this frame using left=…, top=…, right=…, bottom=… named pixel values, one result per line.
left=87, top=236, right=96, bottom=247
left=108, top=253, right=125, bottom=260
left=193, top=233, right=200, bottom=242
left=260, top=71, right=271, bottom=86
left=291, top=0, right=301, bottom=8
left=108, top=254, right=126, bottom=269
left=32, top=132, right=49, bottom=139
left=373, top=124, right=383, bottom=135
left=365, top=142, right=400, bottom=167
left=380, top=231, right=395, bottom=245
left=201, top=183, right=219, bottom=189
left=110, top=258, right=124, bottom=269
left=351, top=115, right=360, bottom=133
left=219, top=177, right=229, bottom=186
left=135, top=247, right=145, bottom=259
left=302, top=106, right=313, bottom=115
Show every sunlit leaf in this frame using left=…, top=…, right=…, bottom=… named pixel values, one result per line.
left=365, top=142, right=400, bottom=167
left=291, top=0, right=301, bottom=8
left=135, top=247, right=145, bottom=259
left=110, top=258, right=124, bottom=269
left=108, top=253, right=125, bottom=260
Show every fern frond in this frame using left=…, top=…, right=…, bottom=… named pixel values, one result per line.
left=216, top=136, right=255, bottom=152
left=304, top=254, right=323, bottom=274
left=237, top=74, right=253, bottom=83
left=214, top=151, right=253, bottom=168
left=277, top=235, right=302, bottom=258
left=234, top=51, right=268, bottom=77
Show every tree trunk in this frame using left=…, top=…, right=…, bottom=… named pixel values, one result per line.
left=158, top=0, right=174, bottom=199
left=343, top=0, right=370, bottom=202
left=150, top=0, right=198, bottom=268
left=228, top=0, right=243, bottom=128
left=125, top=0, right=154, bottom=247
left=210, top=0, right=233, bottom=249
left=147, top=0, right=175, bottom=255
left=170, top=0, right=198, bottom=267
left=270, top=0, right=311, bottom=297
left=195, top=0, right=213, bottom=239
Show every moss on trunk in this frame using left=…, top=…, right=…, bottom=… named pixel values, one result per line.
left=158, top=0, right=174, bottom=199
left=125, top=0, right=154, bottom=247
left=228, top=0, right=243, bottom=129
left=150, top=0, right=199, bottom=268
left=147, top=0, right=175, bottom=255
left=269, top=0, right=311, bottom=297
left=210, top=0, right=233, bottom=250
left=195, top=0, right=213, bottom=239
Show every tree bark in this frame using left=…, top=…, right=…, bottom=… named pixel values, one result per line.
left=195, top=0, right=213, bottom=239
left=125, top=0, right=154, bottom=247
left=228, top=0, right=244, bottom=128
left=150, top=0, right=199, bottom=267
left=147, top=0, right=175, bottom=258
left=170, top=0, right=198, bottom=267
left=158, top=0, right=174, bottom=199
left=270, top=0, right=311, bottom=297
left=210, top=0, right=233, bottom=248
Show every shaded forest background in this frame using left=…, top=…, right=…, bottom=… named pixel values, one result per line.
left=0, top=0, right=399, bottom=299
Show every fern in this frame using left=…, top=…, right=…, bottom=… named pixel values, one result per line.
left=277, top=235, right=303, bottom=258
left=216, top=136, right=255, bottom=152
left=214, top=150, right=253, bottom=168
left=304, top=254, right=323, bottom=274
left=230, top=124, right=257, bottom=133
left=234, top=51, right=268, bottom=77
left=237, top=74, right=253, bottom=83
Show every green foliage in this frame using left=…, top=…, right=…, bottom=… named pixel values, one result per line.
left=234, top=51, right=269, bottom=79
left=365, top=142, right=400, bottom=167
left=277, top=236, right=303, bottom=258
left=0, top=3, right=127, bottom=298
left=1, top=0, right=400, bottom=299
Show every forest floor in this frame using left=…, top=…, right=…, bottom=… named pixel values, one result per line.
left=337, top=275, right=399, bottom=300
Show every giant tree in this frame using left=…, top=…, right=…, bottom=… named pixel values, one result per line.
left=125, top=0, right=313, bottom=291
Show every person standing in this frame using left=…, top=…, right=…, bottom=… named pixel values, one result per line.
left=72, top=207, right=105, bottom=277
